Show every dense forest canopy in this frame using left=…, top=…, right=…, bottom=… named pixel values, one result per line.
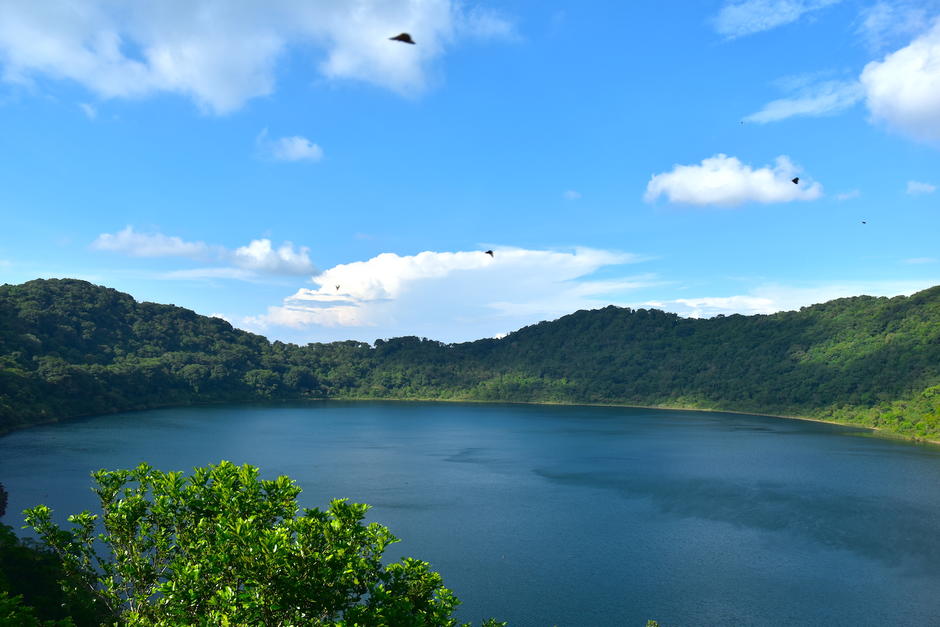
left=1, top=278, right=938, bottom=439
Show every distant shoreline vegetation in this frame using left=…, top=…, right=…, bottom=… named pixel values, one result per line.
left=2, top=278, right=939, bottom=441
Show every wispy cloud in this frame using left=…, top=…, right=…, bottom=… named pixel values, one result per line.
left=713, top=0, right=842, bottom=38
left=904, top=257, right=938, bottom=264
left=92, top=227, right=315, bottom=277
left=160, top=268, right=262, bottom=282
left=457, top=6, right=518, bottom=40
left=744, top=79, right=863, bottom=123
left=836, top=189, right=860, bottom=201
left=563, top=190, right=581, bottom=200
left=645, top=280, right=939, bottom=318
left=856, top=1, right=938, bottom=52
left=744, top=12, right=940, bottom=143
left=92, top=226, right=211, bottom=258
left=244, top=247, right=654, bottom=342
left=645, top=154, right=822, bottom=207
left=78, top=103, right=97, bottom=119
left=0, top=1, right=514, bottom=114
left=906, top=180, right=937, bottom=195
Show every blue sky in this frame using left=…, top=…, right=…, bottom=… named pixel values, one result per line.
left=1, top=0, right=939, bottom=343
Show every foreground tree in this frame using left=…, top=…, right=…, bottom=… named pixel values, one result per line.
left=25, top=461, right=503, bottom=626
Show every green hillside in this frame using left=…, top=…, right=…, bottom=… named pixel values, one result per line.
left=2, top=278, right=939, bottom=439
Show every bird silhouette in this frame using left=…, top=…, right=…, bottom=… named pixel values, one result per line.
left=484, top=250, right=494, bottom=257
left=390, top=33, right=415, bottom=44
left=791, top=177, right=800, bottom=184
left=861, top=221, right=867, bottom=224
left=335, top=285, right=340, bottom=291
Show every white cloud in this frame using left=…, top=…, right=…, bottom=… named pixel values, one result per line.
left=0, top=1, right=513, bottom=114
left=272, top=136, right=323, bottom=162
left=648, top=280, right=939, bottom=318
left=744, top=79, right=863, bottom=123
left=665, top=295, right=778, bottom=318
left=257, top=129, right=323, bottom=162
left=92, top=227, right=315, bottom=277
left=835, top=189, right=860, bottom=201
left=904, top=257, right=938, bottom=264
left=244, top=247, right=653, bottom=342
left=746, top=12, right=940, bottom=140
left=906, top=180, right=936, bottom=195
left=713, top=0, right=842, bottom=38
left=563, top=190, right=581, bottom=200
left=91, top=226, right=210, bottom=258
left=644, top=154, right=822, bottom=206
left=232, top=239, right=315, bottom=275
left=861, top=19, right=940, bottom=142
left=856, top=1, right=937, bottom=51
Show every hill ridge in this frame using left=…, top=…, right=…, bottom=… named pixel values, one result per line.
left=1, top=278, right=938, bottom=439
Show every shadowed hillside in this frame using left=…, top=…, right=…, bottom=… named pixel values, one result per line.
left=2, top=278, right=939, bottom=439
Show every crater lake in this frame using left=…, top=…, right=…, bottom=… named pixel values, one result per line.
left=2, top=402, right=940, bottom=626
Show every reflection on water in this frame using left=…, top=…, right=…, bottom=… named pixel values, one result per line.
left=534, top=468, right=940, bottom=577
left=2, top=401, right=940, bottom=626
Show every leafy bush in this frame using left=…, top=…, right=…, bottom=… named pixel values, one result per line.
left=24, top=462, right=503, bottom=626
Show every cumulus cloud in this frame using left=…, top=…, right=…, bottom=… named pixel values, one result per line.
left=244, top=247, right=653, bottom=342
left=232, top=239, right=314, bottom=274
left=713, top=0, right=842, bottom=38
left=91, top=226, right=210, bottom=258
left=92, top=227, right=314, bottom=277
left=644, top=154, right=822, bottom=206
left=647, top=280, right=939, bottom=318
left=0, top=1, right=513, bottom=114
left=257, top=129, right=323, bottom=162
left=744, top=79, right=863, bottom=123
left=906, top=180, right=936, bottom=195
left=861, top=19, right=940, bottom=142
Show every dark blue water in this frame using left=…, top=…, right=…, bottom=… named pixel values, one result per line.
left=2, top=402, right=940, bottom=626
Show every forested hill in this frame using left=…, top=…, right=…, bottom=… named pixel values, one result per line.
left=2, top=278, right=939, bottom=439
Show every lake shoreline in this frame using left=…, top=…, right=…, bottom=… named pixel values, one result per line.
left=327, top=395, right=940, bottom=446
left=7, top=394, right=934, bottom=446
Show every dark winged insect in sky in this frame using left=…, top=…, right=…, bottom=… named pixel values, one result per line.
left=390, top=33, right=415, bottom=44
